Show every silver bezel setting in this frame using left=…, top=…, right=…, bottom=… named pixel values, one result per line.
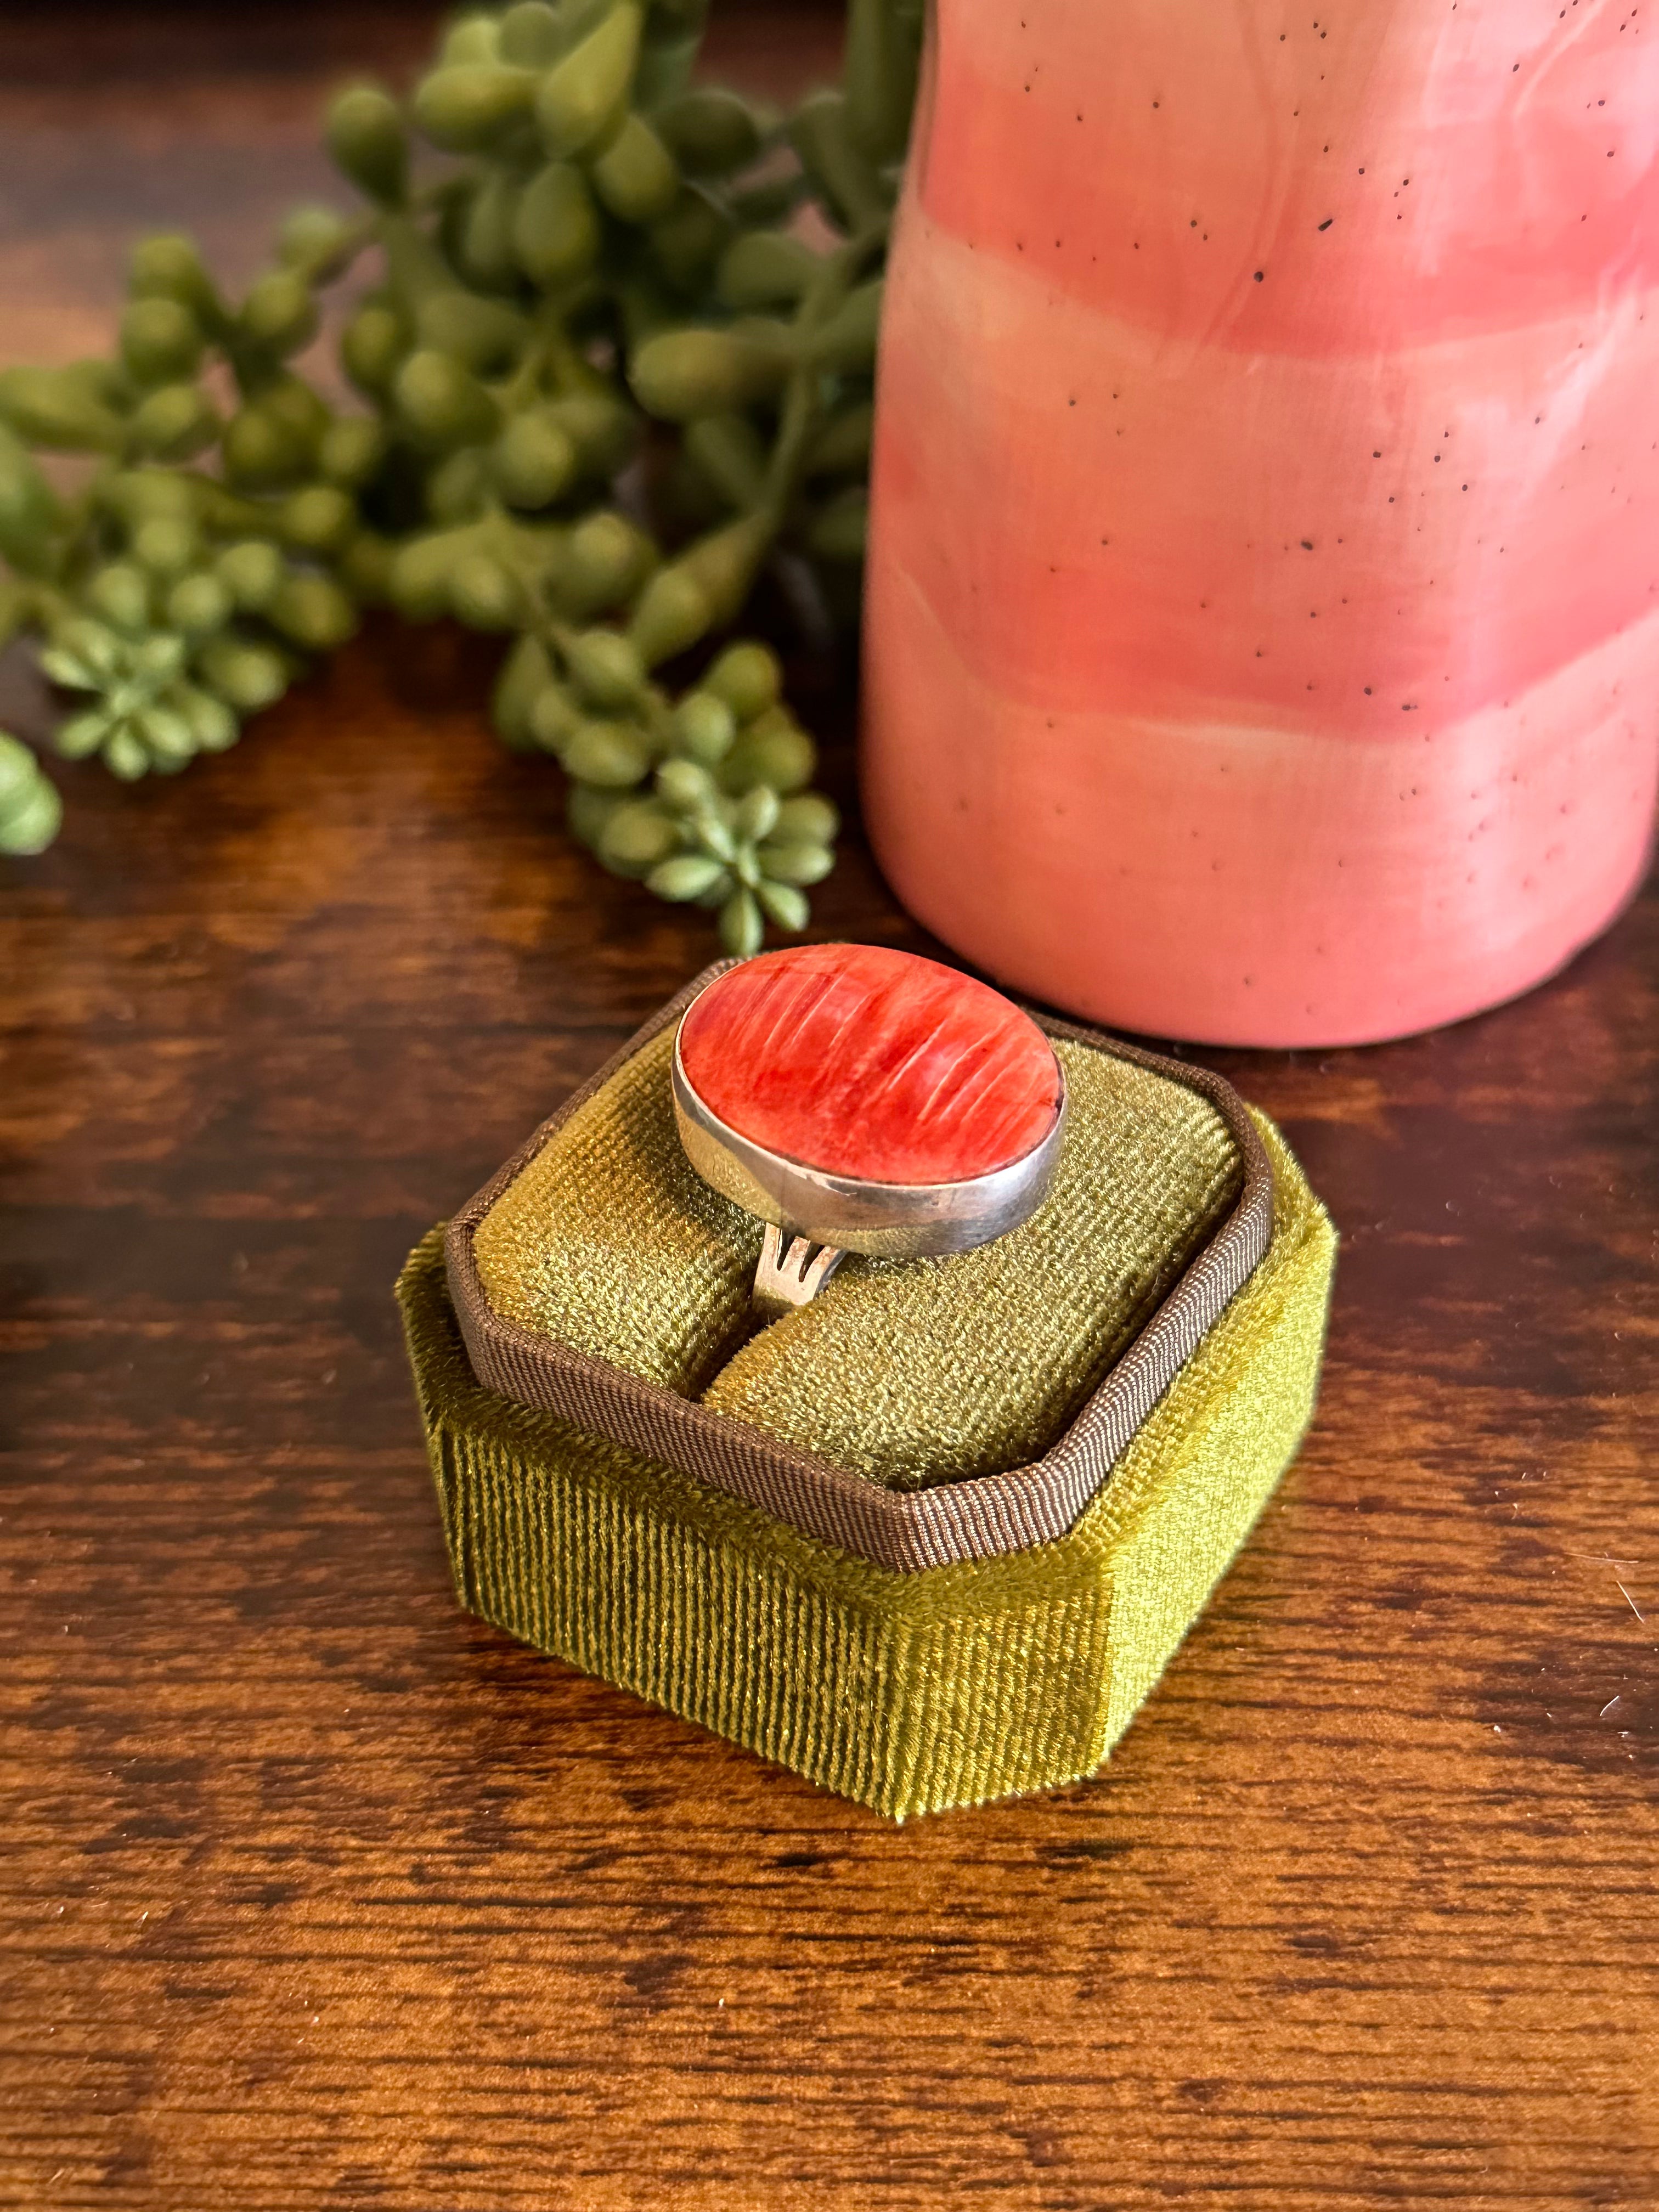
left=670, top=1018, right=1069, bottom=1261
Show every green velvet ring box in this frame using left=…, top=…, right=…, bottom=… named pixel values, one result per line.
left=397, top=962, right=1336, bottom=1818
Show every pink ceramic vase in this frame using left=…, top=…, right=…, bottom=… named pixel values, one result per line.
left=861, top=0, right=1659, bottom=1046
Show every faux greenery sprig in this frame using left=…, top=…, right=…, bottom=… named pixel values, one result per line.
left=0, top=0, right=921, bottom=955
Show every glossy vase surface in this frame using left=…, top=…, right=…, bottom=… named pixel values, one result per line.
left=862, top=0, right=1658, bottom=1046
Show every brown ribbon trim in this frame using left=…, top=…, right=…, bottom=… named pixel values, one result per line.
left=444, top=960, right=1274, bottom=1575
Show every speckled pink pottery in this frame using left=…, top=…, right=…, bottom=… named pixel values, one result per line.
left=861, top=0, right=1658, bottom=1046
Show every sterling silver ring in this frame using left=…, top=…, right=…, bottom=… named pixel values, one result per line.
left=670, top=944, right=1068, bottom=1325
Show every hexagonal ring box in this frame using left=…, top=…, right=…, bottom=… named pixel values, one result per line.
left=397, top=959, right=1335, bottom=1818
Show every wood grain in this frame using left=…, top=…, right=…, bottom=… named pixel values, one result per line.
left=1, top=8, right=1655, bottom=2207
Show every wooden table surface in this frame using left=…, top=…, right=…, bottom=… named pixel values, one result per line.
left=2, top=8, right=1655, bottom=2207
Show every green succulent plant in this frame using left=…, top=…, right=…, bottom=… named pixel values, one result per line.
left=0, top=0, right=924, bottom=950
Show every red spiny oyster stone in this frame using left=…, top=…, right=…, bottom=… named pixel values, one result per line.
left=676, top=944, right=1062, bottom=1186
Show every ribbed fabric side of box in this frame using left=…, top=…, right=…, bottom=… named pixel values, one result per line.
left=397, top=1116, right=1334, bottom=1817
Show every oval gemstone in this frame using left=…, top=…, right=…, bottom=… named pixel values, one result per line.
left=676, top=943, right=1062, bottom=1186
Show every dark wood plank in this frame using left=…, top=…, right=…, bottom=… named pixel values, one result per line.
left=1, top=8, right=1654, bottom=2207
